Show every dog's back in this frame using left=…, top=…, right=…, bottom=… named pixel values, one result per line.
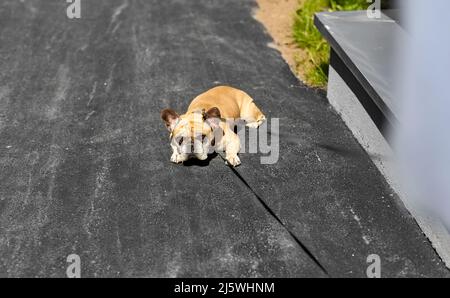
left=187, top=86, right=256, bottom=119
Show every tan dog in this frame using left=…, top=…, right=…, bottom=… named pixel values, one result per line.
left=161, top=86, right=266, bottom=166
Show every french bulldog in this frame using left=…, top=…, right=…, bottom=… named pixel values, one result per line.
left=161, top=86, right=266, bottom=166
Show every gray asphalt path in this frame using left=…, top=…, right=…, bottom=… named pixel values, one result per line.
left=0, top=0, right=448, bottom=277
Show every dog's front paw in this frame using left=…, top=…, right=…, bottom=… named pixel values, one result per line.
left=170, top=153, right=185, bottom=164
left=226, top=155, right=241, bottom=167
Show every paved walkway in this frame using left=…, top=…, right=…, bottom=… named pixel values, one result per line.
left=0, top=0, right=448, bottom=277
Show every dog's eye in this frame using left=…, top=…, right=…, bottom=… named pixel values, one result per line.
left=201, top=135, right=206, bottom=141
left=177, top=137, right=183, bottom=145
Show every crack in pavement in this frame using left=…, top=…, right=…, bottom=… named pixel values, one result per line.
left=216, top=153, right=329, bottom=276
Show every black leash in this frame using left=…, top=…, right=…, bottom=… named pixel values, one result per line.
left=217, top=153, right=329, bottom=277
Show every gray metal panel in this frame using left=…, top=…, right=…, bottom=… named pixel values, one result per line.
left=315, top=10, right=407, bottom=123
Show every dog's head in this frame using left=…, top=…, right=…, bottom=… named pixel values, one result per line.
left=161, top=107, right=222, bottom=162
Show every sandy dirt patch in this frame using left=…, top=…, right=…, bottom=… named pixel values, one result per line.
left=254, top=0, right=308, bottom=83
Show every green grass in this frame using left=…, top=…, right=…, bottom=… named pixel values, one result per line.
left=293, top=0, right=369, bottom=88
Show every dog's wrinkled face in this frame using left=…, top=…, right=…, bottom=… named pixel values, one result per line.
left=161, top=107, right=221, bottom=162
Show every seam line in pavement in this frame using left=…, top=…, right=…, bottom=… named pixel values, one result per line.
left=217, top=153, right=329, bottom=276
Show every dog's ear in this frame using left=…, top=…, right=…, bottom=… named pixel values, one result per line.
left=161, top=108, right=179, bottom=132
left=204, top=107, right=221, bottom=119
left=203, top=107, right=221, bottom=129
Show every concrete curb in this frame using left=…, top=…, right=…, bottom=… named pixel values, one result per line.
left=327, top=65, right=450, bottom=269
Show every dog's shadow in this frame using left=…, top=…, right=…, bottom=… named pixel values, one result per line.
left=182, top=152, right=219, bottom=167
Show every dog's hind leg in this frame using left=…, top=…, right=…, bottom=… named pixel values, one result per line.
left=240, top=95, right=266, bottom=128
